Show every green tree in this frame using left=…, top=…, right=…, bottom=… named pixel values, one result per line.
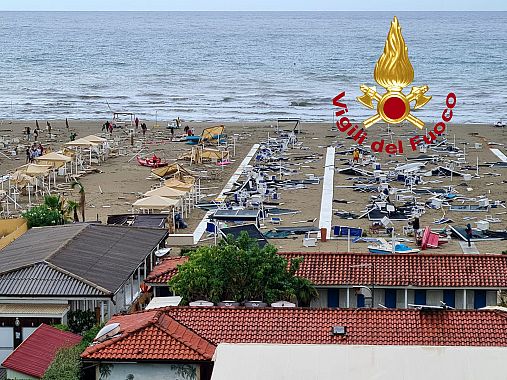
left=71, top=181, right=86, bottom=222
left=169, top=232, right=318, bottom=306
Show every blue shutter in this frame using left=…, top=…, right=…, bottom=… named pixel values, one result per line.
left=357, top=293, right=365, bottom=308
left=443, top=290, right=455, bottom=308
left=384, top=289, right=397, bottom=308
left=474, top=290, right=487, bottom=309
left=327, top=289, right=339, bottom=308
left=414, top=290, right=426, bottom=305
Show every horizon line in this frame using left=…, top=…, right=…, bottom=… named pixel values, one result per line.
left=0, top=9, right=506, bottom=12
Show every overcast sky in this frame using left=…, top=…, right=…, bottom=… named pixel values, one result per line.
left=0, top=0, right=506, bottom=11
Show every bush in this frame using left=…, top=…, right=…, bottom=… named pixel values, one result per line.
left=22, top=204, right=64, bottom=228
left=67, top=310, right=96, bottom=334
left=42, top=344, right=82, bottom=380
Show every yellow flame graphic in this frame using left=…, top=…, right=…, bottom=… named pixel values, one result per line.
left=374, top=16, right=414, bottom=91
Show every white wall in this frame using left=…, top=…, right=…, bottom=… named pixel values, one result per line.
left=6, top=369, right=37, bottom=380
left=211, top=344, right=507, bottom=380
left=96, top=363, right=200, bottom=380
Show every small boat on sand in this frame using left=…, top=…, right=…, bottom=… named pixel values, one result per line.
left=136, top=155, right=169, bottom=168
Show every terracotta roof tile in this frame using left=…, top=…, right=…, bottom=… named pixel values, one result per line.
left=145, top=252, right=507, bottom=288
left=280, top=252, right=507, bottom=287
left=145, top=256, right=188, bottom=284
left=82, top=309, right=214, bottom=361
left=2, top=324, right=81, bottom=378
left=81, top=307, right=507, bottom=361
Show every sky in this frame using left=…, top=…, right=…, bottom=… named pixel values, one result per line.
left=0, top=0, right=506, bottom=11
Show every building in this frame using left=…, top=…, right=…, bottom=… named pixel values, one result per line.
left=2, top=323, right=81, bottom=379
left=0, top=223, right=167, bottom=362
left=281, top=252, right=506, bottom=309
left=144, top=256, right=188, bottom=297
left=144, top=252, right=507, bottom=309
left=81, top=306, right=507, bottom=380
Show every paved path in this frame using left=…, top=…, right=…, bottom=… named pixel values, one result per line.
left=318, top=146, right=335, bottom=240
left=193, top=143, right=260, bottom=244
left=490, top=148, right=507, bottom=162
left=459, top=241, right=479, bottom=254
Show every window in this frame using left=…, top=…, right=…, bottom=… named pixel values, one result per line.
left=474, top=290, right=487, bottom=309
left=443, top=289, right=455, bottom=308
left=414, top=289, right=426, bottom=305
left=327, top=289, right=339, bottom=308
left=357, top=293, right=365, bottom=308
left=384, top=289, right=397, bottom=308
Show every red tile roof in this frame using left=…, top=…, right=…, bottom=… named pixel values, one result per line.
left=81, top=307, right=507, bottom=361
left=280, top=252, right=507, bottom=288
left=145, top=256, right=188, bottom=285
left=82, top=310, right=215, bottom=361
left=2, top=324, right=81, bottom=378
left=145, top=252, right=507, bottom=288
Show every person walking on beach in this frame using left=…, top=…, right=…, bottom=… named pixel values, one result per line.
left=47, top=122, right=52, bottom=138
left=135, top=117, right=139, bottom=129
left=141, top=122, right=147, bottom=137
left=34, top=128, right=39, bottom=141
left=26, top=126, right=31, bottom=141
left=170, top=126, right=174, bottom=140
left=25, top=147, right=30, bottom=163
left=465, top=223, right=473, bottom=247
left=352, top=148, right=360, bottom=164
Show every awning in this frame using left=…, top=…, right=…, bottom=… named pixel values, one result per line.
left=64, top=138, right=98, bottom=147
left=83, top=135, right=108, bottom=143
left=0, top=303, right=69, bottom=318
left=144, top=186, right=187, bottom=198
left=132, top=195, right=181, bottom=209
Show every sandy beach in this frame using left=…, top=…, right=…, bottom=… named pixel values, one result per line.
left=0, top=118, right=506, bottom=254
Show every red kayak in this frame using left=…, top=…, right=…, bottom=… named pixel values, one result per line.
left=136, top=155, right=169, bottom=168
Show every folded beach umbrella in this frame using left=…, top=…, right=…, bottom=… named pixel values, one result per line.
left=35, top=120, right=39, bottom=129
left=66, top=118, right=69, bottom=128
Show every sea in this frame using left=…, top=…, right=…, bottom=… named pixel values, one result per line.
left=0, top=11, right=505, bottom=123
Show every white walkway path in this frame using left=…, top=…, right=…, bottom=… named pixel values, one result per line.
left=193, top=144, right=260, bottom=243
left=318, top=146, right=335, bottom=240
left=490, top=148, right=507, bottom=163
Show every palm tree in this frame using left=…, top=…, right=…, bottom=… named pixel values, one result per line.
left=71, top=181, right=85, bottom=222
left=66, top=200, right=80, bottom=222
left=43, top=195, right=65, bottom=224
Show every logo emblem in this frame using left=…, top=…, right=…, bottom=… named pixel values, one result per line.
left=357, top=16, right=431, bottom=129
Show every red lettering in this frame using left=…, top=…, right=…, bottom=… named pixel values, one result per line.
left=442, top=109, right=453, bottom=122
left=332, top=92, right=347, bottom=109
left=434, top=122, right=446, bottom=135
left=422, top=132, right=437, bottom=144
left=338, top=117, right=352, bottom=132
left=410, top=136, right=420, bottom=151
left=446, top=92, right=456, bottom=109
left=385, top=143, right=397, bottom=154
left=371, top=139, right=384, bottom=153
